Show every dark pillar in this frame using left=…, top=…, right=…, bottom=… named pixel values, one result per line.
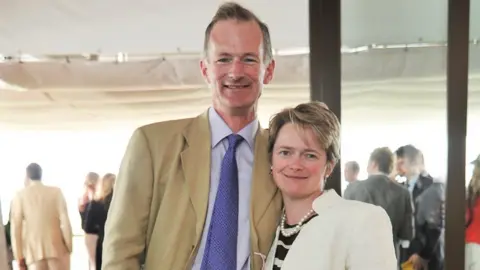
left=309, top=0, right=342, bottom=195
left=445, top=0, right=470, bottom=268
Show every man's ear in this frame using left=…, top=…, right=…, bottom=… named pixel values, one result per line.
left=263, top=59, right=275, bottom=84
left=200, top=59, right=210, bottom=84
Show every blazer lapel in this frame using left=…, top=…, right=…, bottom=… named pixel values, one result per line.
left=250, top=128, right=280, bottom=260
left=180, top=111, right=211, bottom=243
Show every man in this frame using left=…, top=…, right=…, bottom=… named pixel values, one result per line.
left=344, top=147, right=413, bottom=250
left=10, top=163, right=72, bottom=270
left=344, top=161, right=360, bottom=184
left=395, top=145, right=443, bottom=270
left=0, top=200, right=10, bottom=269
left=102, top=3, right=282, bottom=270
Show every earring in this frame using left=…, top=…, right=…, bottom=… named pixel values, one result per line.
left=269, top=166, right=273, bottom=175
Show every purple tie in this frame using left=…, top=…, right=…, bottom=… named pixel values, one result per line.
left=201, top=134, right=243, bottom=270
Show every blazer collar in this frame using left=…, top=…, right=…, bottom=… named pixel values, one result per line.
left=180, top=110, right=211, bottom=241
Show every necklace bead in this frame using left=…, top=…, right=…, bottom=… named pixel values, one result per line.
left=280, top=209, right=315, bottom=237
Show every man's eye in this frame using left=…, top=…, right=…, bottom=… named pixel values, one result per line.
left=217, top=58, right=231, bottom=63
left=244, top=58, right=257, bottom=63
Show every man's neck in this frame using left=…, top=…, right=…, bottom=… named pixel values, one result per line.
left=213, top=106, right=256, bottom=133
left=368, top=170, right=384, bottom=176
left=407, top=172, right=420, bottom=181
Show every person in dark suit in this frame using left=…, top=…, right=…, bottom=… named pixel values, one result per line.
left=85, top=173, right=115, bottom=270
left=344, top=147, right=413, bottom=252
left=395, top=145, right=443, bottom=270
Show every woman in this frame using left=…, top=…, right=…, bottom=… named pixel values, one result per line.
left=79, top=172, right=100, bottom=270
left=264, top=101, right=397, bottom=269
left=85, top=173, right=116, bottom=270
left=466, top=155, right=480, bottom=269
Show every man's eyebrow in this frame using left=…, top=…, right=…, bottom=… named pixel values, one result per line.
left=216, top=52, right=259, bottom=58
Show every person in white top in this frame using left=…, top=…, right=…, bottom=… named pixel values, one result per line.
left=264, top=101, right=397, bottom=270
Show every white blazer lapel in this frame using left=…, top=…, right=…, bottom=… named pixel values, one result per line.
left=264, top=227, right=279, bottom=270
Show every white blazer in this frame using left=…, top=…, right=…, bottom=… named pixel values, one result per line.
left=264, top=190, right=397, bottom=270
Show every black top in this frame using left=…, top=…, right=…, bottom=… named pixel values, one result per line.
left=84, top=192, right=113, bottom=236
left=273, top=214, right=317, bottom=270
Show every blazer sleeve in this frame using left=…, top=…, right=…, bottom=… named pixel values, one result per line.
left=10, top=193, right=24, bottom=261
left=346, top=206, right=397, bottom=270
left=57, top=189, right=73, bottom=253
left=102, top=128, right=154, bottom=270
left=398, top=189, right=414, bottom=241
left=414, top=183, right=444, bottom=260
left=344, top=183, right=372, bottom=204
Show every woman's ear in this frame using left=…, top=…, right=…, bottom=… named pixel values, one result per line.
left=326, top=162, right=335, bottom=177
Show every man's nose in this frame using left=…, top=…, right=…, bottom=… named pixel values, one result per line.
left=228, top=59, right=245, bottom=79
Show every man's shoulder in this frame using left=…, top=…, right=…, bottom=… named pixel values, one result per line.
left=139, top=117, right=196, bottom=135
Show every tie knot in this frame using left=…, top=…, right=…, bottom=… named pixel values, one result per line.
left=227, top=134, right=244, bottom=149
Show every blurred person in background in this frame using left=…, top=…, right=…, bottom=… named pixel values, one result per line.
left=395, top=146, right=443, bottom=270
left=85, top=173, right=116, bottom=270
left=466, top=155, right=480, bottom=269
left=11, top=163, right=73, bottom=270
left=344, top=161, right=360, bottom=184
left=79, top=172, right=100, bottom=270
left=344, top=147, right=413, bottom=259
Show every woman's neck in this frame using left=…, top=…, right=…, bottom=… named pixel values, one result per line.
left=283, top=191, right=322, bottom=225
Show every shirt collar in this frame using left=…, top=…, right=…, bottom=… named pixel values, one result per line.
left=408, top=174, right=419, bottom=188
left=208, top=107, right=258, bottom=149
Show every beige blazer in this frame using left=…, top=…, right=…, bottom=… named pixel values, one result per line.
left=10, top=181, right=73, bottom=265
left=0, top=200, right=10, bottom=269
left=102, top=111, right=283, bottom=270
left=265, top=190, right=397, bottom=270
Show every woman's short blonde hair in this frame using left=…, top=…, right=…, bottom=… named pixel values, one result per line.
left=268, top=101, right=341, bottom=165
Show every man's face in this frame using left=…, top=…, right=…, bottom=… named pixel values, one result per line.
left=395, top=157, right=408, bottom=176
left=344, top=166, right=358, bottom=182
left=200, top=19, right=275, bottom=115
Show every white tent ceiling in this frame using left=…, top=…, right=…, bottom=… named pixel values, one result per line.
left=0, top=0, right=479, bottom=130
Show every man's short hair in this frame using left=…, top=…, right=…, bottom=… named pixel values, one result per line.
left=26, top=163, right=42, bottom=181
left=395, top=144, right=422, bottom=164
left=203, top=2, right=273, bottom=64
left=345, top=161, right=360, bottom=173
left=370, top=147, right=394, bottom=174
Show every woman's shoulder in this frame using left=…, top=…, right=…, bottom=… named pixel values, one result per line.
left=313, top=190, right=390, bottom=223
left=335, top=196, right=389, bottom=222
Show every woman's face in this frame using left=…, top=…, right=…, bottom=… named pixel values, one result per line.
left=271, top=123, right=333, bottom=200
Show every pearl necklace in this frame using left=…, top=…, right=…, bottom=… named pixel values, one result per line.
left=280, top=209, right=315, bottom=237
